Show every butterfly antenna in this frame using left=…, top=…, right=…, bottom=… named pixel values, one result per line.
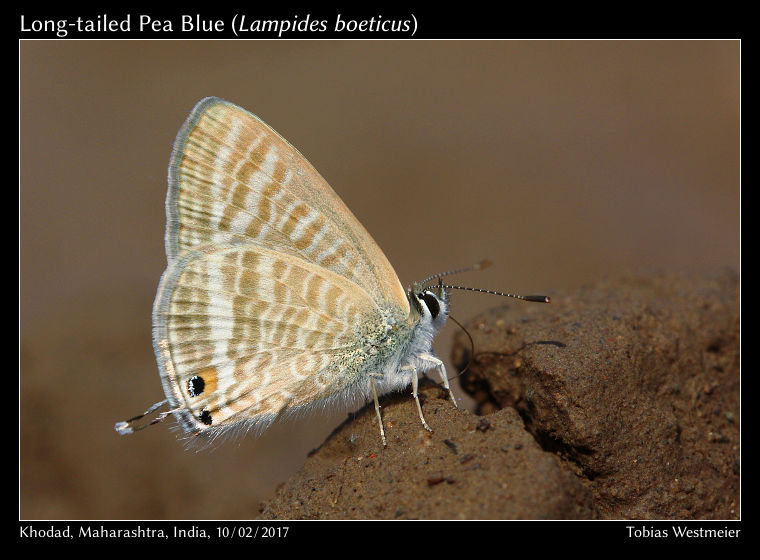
left=419, top=259, right=493, bottom=287
left=441, top=285, right=551, bottom=303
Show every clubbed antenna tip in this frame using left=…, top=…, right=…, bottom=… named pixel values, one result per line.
left=441, top=285, right=551, bottom=303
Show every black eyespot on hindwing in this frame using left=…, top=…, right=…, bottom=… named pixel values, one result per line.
left=199, top=409, right=213, bottom=425
left=187, top=375, right=205, bottom=397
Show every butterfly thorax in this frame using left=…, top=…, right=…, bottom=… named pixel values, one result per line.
left=337, top=284, right=449, bottom=397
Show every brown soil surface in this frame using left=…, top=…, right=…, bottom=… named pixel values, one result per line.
left=260, top=382, right=596, bottom=519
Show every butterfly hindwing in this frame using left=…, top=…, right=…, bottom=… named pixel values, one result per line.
left=153, top=243, right=385, bottom=435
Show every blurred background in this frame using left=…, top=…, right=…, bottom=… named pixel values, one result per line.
left=20, top=40, right=739, bottom=519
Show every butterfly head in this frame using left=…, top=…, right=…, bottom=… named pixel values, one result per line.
left=408, top=278, right=449, bottom=330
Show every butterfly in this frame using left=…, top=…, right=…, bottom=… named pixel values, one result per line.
left=115, top=97, right=548, bottom=446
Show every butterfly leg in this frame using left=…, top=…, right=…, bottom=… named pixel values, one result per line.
left=404, top=365, right=433, bottom=433
left=369, top=373, right=387, bottom=447
left=420, top=354, right=457, bottom=407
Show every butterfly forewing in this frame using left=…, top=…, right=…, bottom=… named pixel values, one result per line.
left=166, top=97, right=407, bottom=310
left=155, top=98, right=409, bottom=436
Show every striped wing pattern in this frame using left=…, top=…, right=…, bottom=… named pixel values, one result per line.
left=154, top=98, right=407, bottom=435
left=166, top=98, right=406, bottom=307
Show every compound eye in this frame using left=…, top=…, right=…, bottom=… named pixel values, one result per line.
left=420, top=292, right=440, bottom=319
